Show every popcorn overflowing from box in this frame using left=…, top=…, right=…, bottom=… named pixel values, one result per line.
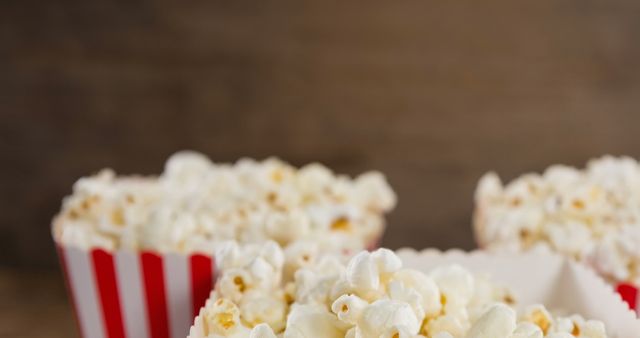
left=52, top=151, right=396, bottom=338
left=474, top=156, right=640, bottom=315
left=190, top=247, right=639, bottom=337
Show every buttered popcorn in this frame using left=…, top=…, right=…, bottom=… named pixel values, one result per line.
left=52, top=151, right=396, bottom=253
left=474, top=156, right=640, bottom=285
left=190, top=247, right=608, bottom=338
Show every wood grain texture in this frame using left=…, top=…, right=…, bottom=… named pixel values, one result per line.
left=2, top=0, right=640, bottom=270
left=0, top=269, right=75, bottom=337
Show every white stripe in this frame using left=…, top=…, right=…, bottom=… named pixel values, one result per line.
left=164, top=253, right=192, bottom=338
left=115, top=251, right=150, bottom=338
left=64, top=247, right=106, bottom=338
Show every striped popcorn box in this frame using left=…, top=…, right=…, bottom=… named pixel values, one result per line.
left=55, top=237, right=386, bottom=338
left=616, top=283, right=640, bottom=317
left=57, top=244, right=216, bottom=338
left=52, top=152, right=397, bottom=338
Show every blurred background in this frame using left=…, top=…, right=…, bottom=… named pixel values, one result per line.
left=2, top=1, right=640, bottom=336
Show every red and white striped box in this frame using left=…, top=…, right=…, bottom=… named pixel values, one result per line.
left=616, top=283, right=640, bottom=317
left=57, top=244, right=216, bottom=338
left=56, top=238, right=383, bottom=338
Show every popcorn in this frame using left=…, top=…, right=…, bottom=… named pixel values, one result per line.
left=214, top=241, right=285, bottom=302
left=191, top=248, right=609, bottom=338
left=358, top=299, right=421, bottom=336
left=510, top=323, right=543, bottom=338
left=53, top=151, right=396, bottom=255
left=264, top=210, right=310, bottom=246
left=394, top=269, right=442, bottom=317
left=432, top=333, right=454, bottom=338
left=424, top=314, right=468, bottom=338
left=579, top=320, right=607, bottom=338
left=284, top=304, right=348, bottom=338
left=430, top=265, right=475, bottom=310
left=345, top=251, right=383, bottom=299
left=249, top=324, right=277, bottom=338
left=331, top=294, right=368, bottom=325
left=474, top=156, right=640, bottom=284
left=466, top=303, right=517, bottom=338
left=521, top=305, right=552, bottom=335
left=518, top=306, right=609, bottom=338
left=203, top=298, right=245, bottom=336
left=283, top=240, right=321, bottom=281
left=238, top=290, right=288, bottom=332
left=372, top=248, right=404, bottom=276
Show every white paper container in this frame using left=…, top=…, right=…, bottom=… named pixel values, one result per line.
left=474, top=216, right=640, bottom=317
left=398, top=249, right=640, bottom=337
left=473, top=222, right=640, bottom=317
left=188, top=249, right=640, bottom=338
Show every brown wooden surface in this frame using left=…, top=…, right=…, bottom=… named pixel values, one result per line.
left=3, top=1, right=640, bottom=264
left=0, top=269, right=75, bottom=337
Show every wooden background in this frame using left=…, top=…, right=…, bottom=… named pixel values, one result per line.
left=3, top=1, right=640, bottom=336
left=3, top=1, right=640, bottom=267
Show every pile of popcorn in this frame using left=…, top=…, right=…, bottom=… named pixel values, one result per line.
left=53, top=151, right=396, bottom=253
left=474, top=156, right=640, bottom=285
left=190, top=244, right=608, bottom=338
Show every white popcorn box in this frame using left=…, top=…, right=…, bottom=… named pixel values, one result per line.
left=398, top=249, right=640, bottom=337
left=188, top=249, right=640, bottom=338
left=474, top=222, right=640, bottom=318
left=56, top=244, right=216, bottom=338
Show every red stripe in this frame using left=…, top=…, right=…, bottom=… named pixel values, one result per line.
left=141, top=252, right=170, bottom=338
left=617, top=283, right=638, bottom=311
left=190, top=254, right=214, bottom=318
left=57, top=245, right=85, bottom=338
left=91, top=249, right=126, bottom=338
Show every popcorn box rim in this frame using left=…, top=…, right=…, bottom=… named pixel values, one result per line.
left=397, top=247, right=640, bottom=336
